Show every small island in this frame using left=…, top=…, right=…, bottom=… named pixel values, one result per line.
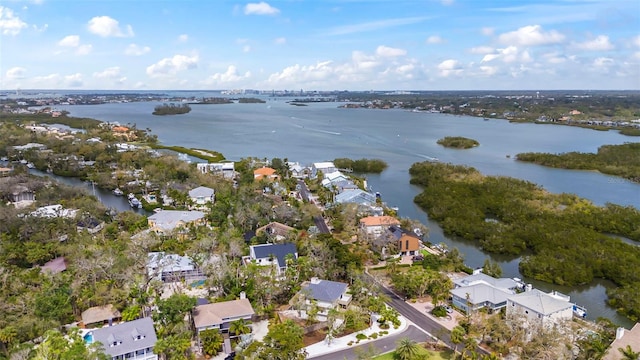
left=333, top=158, right=388, bottom=173
left=152, top=103, right=191, bottom=115
left=437, top=136, right=479, bottom=149
left=238, top=97, right=266, bottom=104
left=516, top=143, right=640, bottom=183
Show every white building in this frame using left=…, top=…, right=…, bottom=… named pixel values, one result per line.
left=506, top=289, right=573, bottom=327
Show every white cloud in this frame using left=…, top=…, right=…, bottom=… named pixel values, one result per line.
left=32, top=23, right=47, bottom=32
left=93, top=66, right=121, bottom=79
left=274, top=37, right=286, bottom=45
left=266, top=60, right=334, bottom=86
left=87, top=16, right=133, bottom=37
left=573, top=35, right=614, bottom=51
left=6, top=66, right=26, bottom=79
left=327, top=16, right=428, bottom=36
left=426, top=35, right=444, bottom=44
left=0, top=5, right=27, bottom=35
left=125, top=43, right=150, bottom=56
left=437, top=59, right=463, bottom=77
left=593, top=57, right=613, bottom=68
left=498, top=25, right=565, bottom=46
left=58, top=35, right=80, bottom=47
left=204, top=65, right=252, bottom=85
left=470, top=46, right=494, bottom=54
left=146, top=54, right=199, bottom=77
left=243, top=45, right=251, bottom=53
left=633, top=35, right=640, bottom=48
left=481, top=46, right=530, bottom=64
left=479, top=65, right=498, bottom=76
left=376, top=45, right=407, bottom=57
left=57, top=35, right=91, bottom=55
left=178, top=34, right=188, bottom=42
left=244, top=2, right=280, bottom=15
left=64, top=73, right=83, bottom=87
left=76, top=44, right=93, bottom=55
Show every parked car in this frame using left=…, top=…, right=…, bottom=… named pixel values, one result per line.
left=445, top=305, right=454, bottom=314
left=412, top=255, right=424, bottom=262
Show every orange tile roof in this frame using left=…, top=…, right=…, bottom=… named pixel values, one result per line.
left=359, top=216, right=400, bottom=227
left=112, top=126, right=130, bottom=132
left=254, top=167, right=276, bottom=176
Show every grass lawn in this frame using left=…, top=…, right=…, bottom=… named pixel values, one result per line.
left=373, top=347, right=455, bottom=360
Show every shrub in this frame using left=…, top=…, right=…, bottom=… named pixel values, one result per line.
left=432, top=306, right=447, bottom=317
left=356, top=333, right=368, bottom=340
left=347, top=341, right=353, bottom=346
left=369, top=333, right=378, bottom=340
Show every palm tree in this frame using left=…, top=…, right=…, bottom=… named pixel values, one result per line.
left=394, top=337, right=421, bottom=360
left=200, top=329, right=224, bottom=356
left=451, top=325, right=466, bottom=357
left=229, top=318, right=251, bottom=337
left=618, top=345, right=640, bottom=360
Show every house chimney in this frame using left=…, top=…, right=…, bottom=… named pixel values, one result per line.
left=616, top=327, right=625, bottom=340
left=240, top=291, right=246, bottom=300
left=525, top=284, right=533, bottom=292
left=311, top=277, right=320, bottom=284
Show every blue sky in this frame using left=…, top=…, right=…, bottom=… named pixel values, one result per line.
left=1, top=0, right=639, bottom=90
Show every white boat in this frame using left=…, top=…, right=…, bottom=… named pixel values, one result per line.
left=26, top=162, right=35, bottom=169
left=129, top=198, right=142, bottom=208
left=113, top=188, right=124, bottom=196
left=573, top=304, right=587, bottom=318
left=127, top=193, right=135, bottom=200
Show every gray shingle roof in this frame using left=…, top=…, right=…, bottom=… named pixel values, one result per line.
left=188, top=186, right=214, bottom=198
left=508, top=289, right=573, bottom=315
left=303, top=279, right=348, bottom=303
left=89, top=317, right=157, bottom=358
left=250, top=243, right=297, bottom=269
left=451, top=283, right=513, bottom=306
left=148, top=210, right=205, bottom=231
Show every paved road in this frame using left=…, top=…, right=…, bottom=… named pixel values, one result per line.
left=308, top=325, right=428, bottom=360
left=364, top=273, right=453, bottom=346
left=297, top=180, right=331, bottom=234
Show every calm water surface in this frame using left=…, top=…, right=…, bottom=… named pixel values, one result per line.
left=59, top=96, right=639, bottom=327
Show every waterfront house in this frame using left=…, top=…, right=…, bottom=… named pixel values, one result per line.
left=85, top=317, right=158, bottom=360
left=147, top=252, right=204, bottom=283
left=312, top=162, right=337, bottom=178
left=506, top=289, right=574, bottom=327
left=196, top=162, right=236, bottom=179
left=451, top=273, right=518, bottom=313
left=254, top=167, right=279, bottom=181
left=334, top=189, right=377, bottom=207
left=397, top=233, right=421, bottom=256
left=295, top=278, right=351, bottom=319
left=8, top=184, right=35, bottom=206
left=81, top=304, right=122, bottom=328
left=359, top=216, right=401, bottom=238
left=247, top=243, right=298, bottom=275
left=147, top=210, right=206, bottom=235
left=29, top=204, right=78, bottom=218
left=188, top=186, right=215, bottom=208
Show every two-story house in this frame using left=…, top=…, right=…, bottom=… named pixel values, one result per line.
left=296, top=278, right=352, bottom=319
left=147, top=210, right=206, bottom=235
left=247, top=243, right=298, bottom=275
left=84, top=317, right=158, bottom=360
left=188, top=186, right=215, bottom=209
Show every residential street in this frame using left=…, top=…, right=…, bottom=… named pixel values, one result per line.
left=308, top=325, right=428, bottom=360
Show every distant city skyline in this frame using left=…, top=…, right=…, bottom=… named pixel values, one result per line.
left=1, top=0, right=639, bottom=91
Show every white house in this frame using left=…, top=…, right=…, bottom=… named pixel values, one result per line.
left=84, top=317, right=158, bottom=360
left=312, top=162, right=337, bottom=178
left=247, top=243, right=298, bottom=275
left=451, top=273, right=519, bottom=313
left=147, top=252, right=204, bottom=283
left=506, top=289, right=574, bottom=327
left=147, top=210, right=206, bottom=235
left=188, top=186, right=215, bottom=208
left=196, top=162, right=236, bottom=179
left=298, top=278, right=351, bottom=319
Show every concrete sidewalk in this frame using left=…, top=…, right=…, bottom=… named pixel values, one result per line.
left=305, top=312, right=410, bottom=358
